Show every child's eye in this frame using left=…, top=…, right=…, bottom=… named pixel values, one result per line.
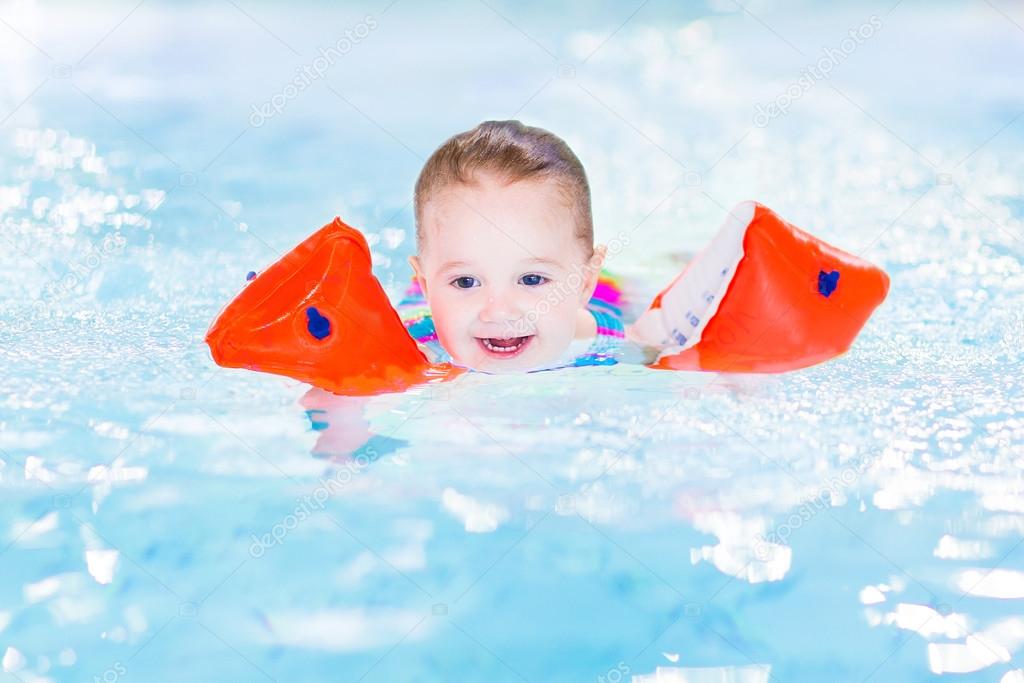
left=450, top=276, right=479, bottom=289
left=519, top=274, right=548, bottom=286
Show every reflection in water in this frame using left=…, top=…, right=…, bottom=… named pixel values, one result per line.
left=300, top=388, right=408, bottom=462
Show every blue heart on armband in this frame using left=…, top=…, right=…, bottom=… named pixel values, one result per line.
left=305, top=307, right=331, bottom=340
left=818, top=269, right=840, bottom=297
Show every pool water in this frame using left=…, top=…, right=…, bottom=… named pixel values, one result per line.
left=1, top=1, right=1023, bottom=681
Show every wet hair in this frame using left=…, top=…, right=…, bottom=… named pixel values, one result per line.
left=414, top=120, right=593, bottom=257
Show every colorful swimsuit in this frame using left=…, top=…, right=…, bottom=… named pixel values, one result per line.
left=396, top=270, right=628, bottom=371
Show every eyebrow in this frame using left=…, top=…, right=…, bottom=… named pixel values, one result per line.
left=437, top=260, right=471, bottom=273
left=437, top=257, right=564, bottom=273
left=524, top=257, right=565, bottom=269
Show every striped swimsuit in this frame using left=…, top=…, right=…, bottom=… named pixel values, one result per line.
left=396, top=271, right=627, bottom=371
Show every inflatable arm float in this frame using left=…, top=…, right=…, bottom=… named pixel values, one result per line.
left=629, top=201, right=890, bottom=372
left=205, top=217, right=462, bottom=395
left=205, top=202, right=888, bottom=393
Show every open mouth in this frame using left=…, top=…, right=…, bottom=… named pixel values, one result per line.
left=476, top=335, right=534, bottom=359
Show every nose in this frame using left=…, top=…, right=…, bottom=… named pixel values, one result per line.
left=478, top=289, right=524, bottom=326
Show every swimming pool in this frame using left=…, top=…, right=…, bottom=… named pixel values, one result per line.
left=1, top=1, right=1022, bottom=681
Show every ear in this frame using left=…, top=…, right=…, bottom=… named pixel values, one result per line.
left=579, top=243, right=608, bottom=304
left=408, top=255, right=429, bottom=298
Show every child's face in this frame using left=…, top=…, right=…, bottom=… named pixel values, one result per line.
left=410, top=172, right=602, bottom=373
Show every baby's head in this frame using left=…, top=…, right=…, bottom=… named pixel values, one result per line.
left=409, top=120, right=606, bottom=372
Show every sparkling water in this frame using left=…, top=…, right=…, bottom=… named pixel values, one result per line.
left=1, top=1, right=1022, bottom=681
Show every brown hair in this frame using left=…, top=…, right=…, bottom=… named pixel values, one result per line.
left=414, top=120, right=593, bottom=256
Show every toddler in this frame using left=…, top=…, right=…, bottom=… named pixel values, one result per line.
left=403, top=120, right=655, bottom=373
left=205, top=120, right=890, bottom=389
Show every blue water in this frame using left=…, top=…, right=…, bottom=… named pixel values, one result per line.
left=2, top=1, right=1023, bottom=681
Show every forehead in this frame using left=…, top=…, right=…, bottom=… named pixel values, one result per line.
left=419, top=174, right=580, bottom=265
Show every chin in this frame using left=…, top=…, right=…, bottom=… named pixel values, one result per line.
left=459, top=352, right=539, bottom=374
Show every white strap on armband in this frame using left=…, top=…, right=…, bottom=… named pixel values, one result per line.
left=629, top=201, right=754, bottom=351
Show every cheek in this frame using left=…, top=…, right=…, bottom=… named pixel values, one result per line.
left=426, top=293, right=473, bottom=339
left=532, top=292, right=577, bottom=336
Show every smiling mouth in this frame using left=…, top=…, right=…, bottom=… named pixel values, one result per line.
left=476, top=335, right=534, bottom=359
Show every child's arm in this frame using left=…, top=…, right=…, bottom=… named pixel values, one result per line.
left=623, top=324, right=666, bottom=364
